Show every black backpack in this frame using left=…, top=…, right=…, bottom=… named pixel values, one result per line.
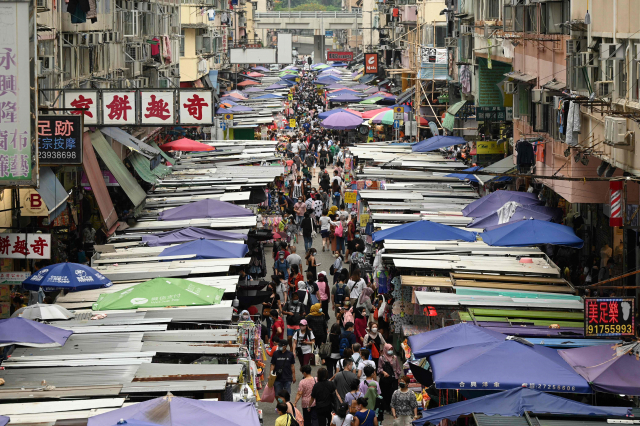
left=286, top=413, right=299, bottom=426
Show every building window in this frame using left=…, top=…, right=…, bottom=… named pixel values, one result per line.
left=180, top=29, right=185, bottom=56
left=503, top=5, right=513, bottom=32
left=514, top=5, right=524, bottom=32
left=632, top=43, right=640, bottom=101
left=541, top=1, right=563, bottom=34
left=617, top=40, right=628, bottom=99
left=518, top=84, right=531, bottom=116
left=435, top=25, right=447, bottom=47
left=486, top=0, right=500, bottom=20
left=525, top=5, right=537, bottom=33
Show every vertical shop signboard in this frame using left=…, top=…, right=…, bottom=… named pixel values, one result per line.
left=37, top=115, right=83, bottom=164
left=364, top=53, right=378, bottom=74
left=0, top=1, right=36, bottom=186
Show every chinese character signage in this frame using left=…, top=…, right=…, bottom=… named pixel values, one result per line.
left=476, top=106, right=510, bottom=122
left=103, top=91, right=136, bottom=125
left=585, top=297, right=635, bottom=337
left=37, top=115, right=82, bottom=165
left=65, top=91, right=98, bottom=125
left=327, top=51, right=354, bottom=61
left=141, top=91, right=175, bottom=124
left=0, top=233, right=51, bottom=259
left=364, top=53, right=378, bottom=74
left=421, top=47, right=447, bottom=64
left=476, top=141, right=505, bottom=155
left=179, top=91, right=213, bottom=125
left=0, top=271, right=30, bottom=284
left=0, top=2, right=34, bottom=185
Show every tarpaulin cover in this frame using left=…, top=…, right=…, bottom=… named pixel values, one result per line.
left=251, top=93, right=284, bottom=100
left=412, top=136, right=467, bottom=152
left=372, top=220, right=476, bottom=243
left=158, top=199, right=253, bottom=221
left=329, top=89, right=359, bottom=97
left=243, top=87, right=263, bottom=92
left=408, top=323, right=505, bottom=359
left=321, top=111, right=363, bottom=130
left=428, top=340, right=592, bottom=393
left=462, top=190, right=541, bottom=217
left=23, top=262, right=113, bottom=292
left=92, top=277, right=225, bottom=311
left=468, top=205, right=558, bottom=229
left=559, top=343, right=640, bottom=395
left=413, top=387, right=629, bottom=426
left=0, top=317, right=72, bottom=348
left=480, top=219, right=584, bottom=248
left=38, top=166, right=69, bottom=221
left=87, top=394, right=260, bottom=426
left=265, top=84, right=287, bottom=90
left=318, top=108, right=361, bottom=120
left=159, top=238, right=249, bottom=259
left=252, top=66, right=269, bottom=72
left=159, top=138, right=214, bottom=152
left=143, top=227, right=247, bottom=247
left=445, top=166, right=483, bottom=183
left=328, top=93, right=363, bottom=103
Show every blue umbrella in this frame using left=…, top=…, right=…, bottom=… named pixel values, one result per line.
left=159, top=238, right=249, bottom=259
left=317, top=75, right=342, bottom=82
left=469, top=205, right=559, bottom=230
left=429, top=340, right=591, bottom=393
left=414, top=387, right=628, bottom=426
left=412, top=136, right=467, bottom=152
left=265, top=83, right=286, bottom=90
left=0, top=317, right=72, bottom=348
left=480, top=219, right=584, bottom=248
left=445, top=166, right=483, bottom=183
left=372, top=220, right=476, bottom=243
left=408, top=323, right=505, bottom=359
left=251, top=93, right=283, bottom=100
left=280, top=74, right=299, bottom=80
left=462, top=190, right=541, bottom=217
left=23, top=263, right=113, bottom=292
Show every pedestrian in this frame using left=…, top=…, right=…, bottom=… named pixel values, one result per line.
left=390, top=376, right=419, bottom=426
left=283, top=292, right=304, bottom=351
left=301, top=212, right=314, bottom=253
left=359, top=365, right=381, bottom=398
left=274, top=274, right=289, bottom=306
left=330, top=403, right=353, bottom=426
left=378, top=344, right=402, bottom=412
left=275, top=403, right=292, bottom=426
left=363, top=322, right=386, bottom=365
left=305, top=248, right=318, bottom=281
left=332, top=251, right=344, bottom=284
left=316, top=271, right=331, bottom=321
left=270, top=310, right=285, bottom=347
left=278, top=390, right=303, bottom=426
left=332, top=274, right=348, bottom=313
left=294, top=196, right=306, bottom=230
left=263, top=283, right=282, bottom=341
left=305, top=302, right=327, bottom=345
left=333, top=359, right=358, bottom=403
left=345, top=214, right=357, bottom=263
left=353, top=397, right=378, bottom=426
left=292, top=319, right=316, bottom=366
left=327, top=322, right=342, bottom=376
left=295, top=364, right=318, bottom=426
left=319, top=211, right=337, bottom=252
left=356, top=287, right=374, bottom=320
left=347, top=270, right=365, bottom=302
left=270, top=338, right=296, bottom=396
left=344, top=379, right=365, bottom=411
left=310, top=368, right=338, bottom=426
left=274, top=252, right=290, bottom=281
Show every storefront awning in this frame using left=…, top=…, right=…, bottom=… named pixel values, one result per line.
left=129, top=152, right=172, bottom=184
left=82, top=132, right=118, bottom=230
left=100, top=127, right=161, bottom=159
left=397, top=88, right=415, bottom=104
left=543, top=79, right=566, bottom=92
left=359, top=74, right=376, bottom=84
left=209, top=70, right=219, bottom=90
left=90, top=131, right=146, bottom=209
left=483, top=154, right=516, bottom=183
left=442, top=100, right=467, bottom=132
left=504, top=71, right=537, bottom=84
left=38, top=167, right=69, bottom=221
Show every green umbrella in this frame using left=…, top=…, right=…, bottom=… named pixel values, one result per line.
left=92, top=278, right=225, bottom=311
left=279, top=70, right=299, bottom=77
left=359, top=96, right=384, bottom=104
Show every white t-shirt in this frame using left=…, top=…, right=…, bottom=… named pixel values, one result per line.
left=319, top=216, right=332, bottom=231
left=332, top=415, right=353, bottom=426
left=358, top=360, right=376, bottom=383
left=347, top=278, right=365, bottom=300
left=332, top=176, right=343, bottom=186
left=291, top=142, right=299, bottom=154
left=293, top=329, right=315, bottom=354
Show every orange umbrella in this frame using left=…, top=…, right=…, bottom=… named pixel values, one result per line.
left=246, top=72, right=265, bottom=78
left=362, top=107, right=391, bottom=119
left=237, top=80, right=260, bottom=87
left=160, top=138, right=215, bottom=152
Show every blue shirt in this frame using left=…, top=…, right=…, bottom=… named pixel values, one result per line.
left=354, top=410, right=375, bottom=426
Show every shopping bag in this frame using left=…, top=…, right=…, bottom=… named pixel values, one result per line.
left=261, top=384, right=275, bottom=403
left=268, top=372, right=277, bottom=388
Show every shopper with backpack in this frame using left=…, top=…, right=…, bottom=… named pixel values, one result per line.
left=332, top=275, right=348, bottom=314
left=378, top=344, right=402, bottom=413
left=330, top=403, right=354, bottom=426
left=275, top=403, right=295, bottom=426
left=353, top=397, right=378, bottom=426
left=310, top=368, right=337, bottom=426
left=333, top=359, right=358, bottom=404
left=326, top=323, right=342, bottom=376
left=292, top=319, right=315, bottom=366
left=277, top=390, right=304, bottom=426
left=331, top=252, right=344, bottom=285
left=339, top=322, right=357, bottom=357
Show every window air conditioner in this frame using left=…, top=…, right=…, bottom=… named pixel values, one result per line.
left=541, top=91, right=553, bottom=104
left=599, top=43, right=624, bottom=61
left=39, top=55, right=55, bottom=72
left=604, top=116, right=632, bottom=145
left=504, top=81, right=516, bottom=94
left=578, top=51, right=597, bottom=67
left=566, top=39, right=584, bottom=55
left=531, top=89, right=542, bottom=103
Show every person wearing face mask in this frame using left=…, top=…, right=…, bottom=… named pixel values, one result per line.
left=283, top=292, right=304, bottom=351
left=305, top=303, right=327, bottom=346
left=270, top=338, right=296, bottom=397
left=294, top=194, right=306, bottom=229
left=390, top=376, right=419, bottom=426
left=274, top=252, right=290, bottom=282
left=378, top=344, right=402, bottom=413
left=292, top=319, right=316, bottom=366
left=363, top=321, right=386, bottom=365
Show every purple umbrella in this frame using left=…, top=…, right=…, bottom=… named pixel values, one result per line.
left=327, top=84, right=348, bottom=90
left=265, top=83, right=286, bottom=90
left=143, top=227, right=247, bottom=247
left=158, top=199, right=253, bottom=221
left=329, top=93, right=362, bottom=103
left=364, top=87, right=379, bottom=94
left=243, top=87, right=263, bottom=93
left=351, top=84, right=371, bottom=90
left=559, top=342, right=640, bottom=395
left=0, top=317, right=72, bottom=348
left=468, top=205, right=556, bottom=229
left=321, top=111, right=363, bottom=130
left=87, top=395, right=260, bottom=426
left=252, top=66, right=269, bottom=72
left=462, top=190, right=542, bottom=217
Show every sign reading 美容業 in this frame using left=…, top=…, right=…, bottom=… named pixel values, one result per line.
left=584, top=297, right=635, bottom=337
left=37, top=115, right=83, bottom=165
